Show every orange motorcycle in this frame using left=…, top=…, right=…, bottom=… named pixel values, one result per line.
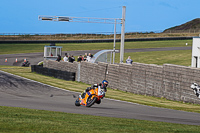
left=75, top=86, right=106, bottom=107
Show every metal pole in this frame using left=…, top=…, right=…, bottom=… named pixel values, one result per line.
left=106, top=52, right=107, bottom=63
left=113, top=19, right=116, bottom=64
left=110, top=52, right=112, bottom=64
left=77, top=63, right=81, bottom=82
left=120, top=6, right=126, bottom=63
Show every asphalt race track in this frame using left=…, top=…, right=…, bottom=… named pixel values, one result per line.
left=0, top=47, right=191, bottom=66
left=1, top=70, right=200, bottom=125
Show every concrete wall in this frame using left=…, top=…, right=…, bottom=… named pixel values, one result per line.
left=43, top=60, right=200, bottom=104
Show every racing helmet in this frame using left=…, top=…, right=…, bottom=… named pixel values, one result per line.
left=102, top=80, right=108, bottom=87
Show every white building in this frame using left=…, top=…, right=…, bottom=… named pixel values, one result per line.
left=191, top=37, right=200, bottom=68
left=44, top=43, right=62, bottom=60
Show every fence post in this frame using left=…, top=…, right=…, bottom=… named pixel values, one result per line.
left=77, top=63, right=81, bottom=82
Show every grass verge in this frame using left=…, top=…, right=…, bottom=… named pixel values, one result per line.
left=74, top=49, right=192, bottom=66
left=117, top=50, right=192, bottom=66
left=1, top=106, right=200, bottom=133
left=0, top=39, right=192, bottom=55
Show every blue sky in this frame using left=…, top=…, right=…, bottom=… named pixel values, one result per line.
left=0, top=0, right=199, bottom=34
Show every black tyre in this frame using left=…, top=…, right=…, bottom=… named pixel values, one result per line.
left=75, top=98, right=80, bottom=106
left=96, top=99, right=101, bottom=104
left=86, top=95, right=97, bottom=107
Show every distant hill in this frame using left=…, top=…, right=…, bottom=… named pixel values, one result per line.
left=163, top=18, right=200, bottom=32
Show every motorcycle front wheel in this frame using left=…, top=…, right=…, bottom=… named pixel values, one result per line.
left=75, top=98, right=80, bottom=106
left=86, top=95, right=97, bottom=107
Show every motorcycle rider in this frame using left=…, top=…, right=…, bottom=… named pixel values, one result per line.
left=191, top=83, right=200, bottom=98
left=81, top=80, right=109, bottom=99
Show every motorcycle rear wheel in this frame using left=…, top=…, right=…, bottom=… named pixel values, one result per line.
left=86, top=95, right=97, bottom=107
left=96, top=99, right=101, bottom=104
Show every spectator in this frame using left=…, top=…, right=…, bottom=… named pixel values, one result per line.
left=88, top=53, right=93, bottom=58
left=83, top=55, right=87, bottom=61
left=63, top=53, right=68, bottom=62
left=126, top=56, right=133, bottom=64
left=69, top=55, right=72, bottom=62
left=77, top=55, right=83, bottom=62
left=69, top=55, right=75, bottom=63
left=56, top=54, right=61, bottom=62
left=71, top=55, right=75, bottom=63
left=87, top=54, right=91, bottom=62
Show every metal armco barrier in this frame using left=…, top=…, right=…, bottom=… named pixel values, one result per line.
left=31, top=65, right=75, bottom=81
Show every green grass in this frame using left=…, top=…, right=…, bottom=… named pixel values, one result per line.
left=122, top=50, right=192, bottom=66
left=74, top=49, right=192, bottom=66
left=1, top=106, right=200, bottom=133
left=0, top=39, right=192, bottom=54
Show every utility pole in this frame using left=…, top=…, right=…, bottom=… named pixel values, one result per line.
left=120, top=6, right=126, bottom=63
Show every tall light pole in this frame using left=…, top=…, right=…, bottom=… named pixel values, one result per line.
left=113, top=19, right=116, bottom=64
left=120, top=6, right=126, bottom=63
left=39, top=6, right=126, bottom=64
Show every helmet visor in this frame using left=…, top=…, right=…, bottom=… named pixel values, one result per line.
left=104, top=82, right=108, bottom=87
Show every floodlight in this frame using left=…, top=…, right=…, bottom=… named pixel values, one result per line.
left=58, top=17, right=70, bottom=21
left=39, top=6, right=126, bottom=63
left=40, top=17, right=53, bottom=21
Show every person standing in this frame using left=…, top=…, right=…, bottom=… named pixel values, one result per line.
left=63, top=53, right=68, bottom=62
left=126, top=56, right=133, bottom=64
left=87, top=53, right=93, bottom=62
left=77, top=55, right=83, bottom=62
left=87, top=54, right=91, bottom=62
left=56, top=54, right=61, bottom=62
left=71, top=55, right=75, bottom=63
